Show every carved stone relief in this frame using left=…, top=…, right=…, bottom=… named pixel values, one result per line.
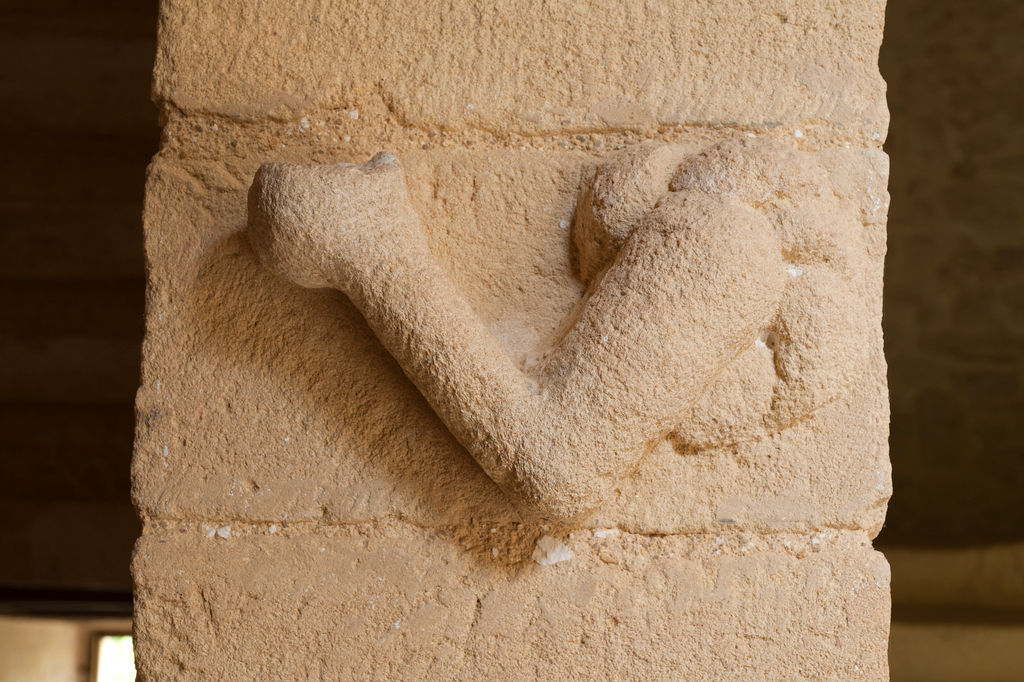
left=134, top=4, right=893, bottom=676
left=246, top=138, right=872, bottom=522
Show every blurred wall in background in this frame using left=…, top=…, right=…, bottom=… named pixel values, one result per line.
left=882, top=0, right=1024, bottom=549
left=0, top=616, right=131, bottom=681
left=0, top=0, right=157, bottom=590
left=881, top=0, right=1024, bottom=679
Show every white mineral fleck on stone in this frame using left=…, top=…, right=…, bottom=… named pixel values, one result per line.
left=786, top=264, right=804, bottom=277
left=348, top=109, right=359, bottom=120
left=532, top=536, right=573, bottom=566
left=794, top=128, right=804, bottom=138
left=268, top=524, right=278, bottom=534
left=559, top=219, right=569, bottom=230
left=204, top=526, right=216, bottom=538
left=216, top=526, right=231, bottom=539
left=492, top=547, right=499, bottom=557
left=592, top=528, right=618, bottom=539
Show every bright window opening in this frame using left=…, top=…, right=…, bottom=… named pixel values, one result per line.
left=94, top=634, right=136, bottom=682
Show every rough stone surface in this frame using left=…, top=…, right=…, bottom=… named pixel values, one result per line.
left=134, top=525, right=889, bottom=680
left=135, top=0, right=891, bottom=678
left=153, top=0, right=888, bottom=139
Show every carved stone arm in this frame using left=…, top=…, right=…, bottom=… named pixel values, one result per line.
left=247, top=146, right=789, bottom=521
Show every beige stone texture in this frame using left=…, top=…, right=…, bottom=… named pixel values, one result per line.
left=135, top=0, right=891, bottom=678
left=153, top=0, right=888, bottom=139
left=134, top=525, right=888, bottom=680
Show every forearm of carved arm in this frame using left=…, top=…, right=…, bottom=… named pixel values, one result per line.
left=347, top=257, right=547, bottom=504
left=247, top=155, right=541, bottom=507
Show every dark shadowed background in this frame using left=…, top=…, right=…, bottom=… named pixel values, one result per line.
left=882, top=0, right=1024, bottom=547
left=0, top=0, right=155, bottom=591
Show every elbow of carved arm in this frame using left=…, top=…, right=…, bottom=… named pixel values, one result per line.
left=483, top=430, right=626, bottom=523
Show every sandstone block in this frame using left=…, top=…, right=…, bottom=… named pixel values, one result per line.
left=134, top=144, right=889, bottom=535
left=134, top=526, right=889, bottom=680
left=135, top=0, right=891, bottom=676
left=153, top=0, right=888, bottom=139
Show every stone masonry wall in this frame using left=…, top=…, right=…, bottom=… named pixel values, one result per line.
left=133, top=2, right=891, bottom=678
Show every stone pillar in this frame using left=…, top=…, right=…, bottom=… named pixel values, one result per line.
left=133, top=1, right=891, bottom=678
